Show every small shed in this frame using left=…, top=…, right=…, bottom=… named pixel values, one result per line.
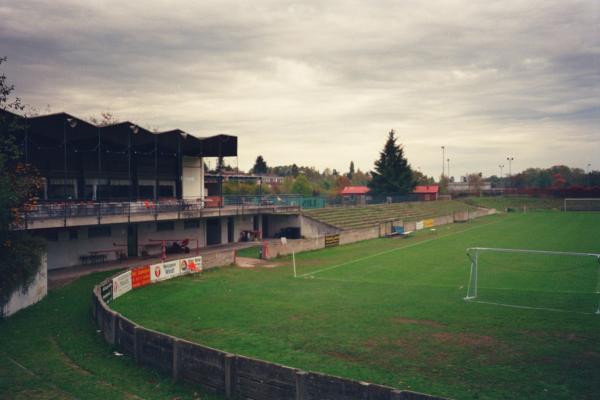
left=340, top=186, right=370, bottom=205
left=413, top=185, right=439, bottom=201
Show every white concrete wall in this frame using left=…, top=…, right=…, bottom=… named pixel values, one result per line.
left=182, top=156, right=204, bottom=200
left=44, top=225, right=128, bottom=269
left=3, top=254, right=47, bottom=317
left=300, top=216, right=339, bottom=238
left=137, top=220, right=206, bottom=256
left=233, top=215, right=254, bottom=242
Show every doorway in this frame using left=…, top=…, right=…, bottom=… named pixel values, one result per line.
left=227, top=217, right=234, bottom=243
left=207, top=218, right=221, bottom=246
left=127, top=224, right=138, bottom=257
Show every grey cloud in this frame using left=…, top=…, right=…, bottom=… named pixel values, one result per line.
left=0, top=0, right=598, bottom=177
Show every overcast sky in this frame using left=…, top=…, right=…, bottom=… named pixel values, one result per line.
left=1, top=0, right=598, bottom=178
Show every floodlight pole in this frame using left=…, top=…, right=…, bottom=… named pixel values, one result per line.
left=506, top=157, right=514, bottom=188
left=447, top=158, right=450, bottom=180
left=441, top=146, right=446, bottom=177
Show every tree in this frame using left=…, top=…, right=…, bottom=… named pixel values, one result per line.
left=291, top=163, right=299, bottom=177
left=347, top=161, right=355, bottom=179
left=412, top=170, right=434, bottom=185
left=252, top=155, right=268, bottom=174
left=88, top=111, right=119, bottom=126
left=290, top=175, right=313, bottom=196
left=368, top=130, right=415, bottom=195
left=0, top=57, right=45, bottom=316
left=467, top=173, right=484, bottom=192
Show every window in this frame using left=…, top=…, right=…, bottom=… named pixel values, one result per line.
left=47, top=178, right=77, bottom=200
left=184, top=219, right=200, bottom=229
left=88, top=226, right=111, bottom=238
left=157, top=221, right=174, bottom=231
left=158, top=180, right=175, bottom=198
left=68, top=229, right=78, bottom=240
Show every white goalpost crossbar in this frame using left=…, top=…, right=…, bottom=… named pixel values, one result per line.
left=464, top=247, right=600, bottom=315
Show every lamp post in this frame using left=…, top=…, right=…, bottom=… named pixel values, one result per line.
left=506, top=157, right=514, bottom=188
left=499, top=164, right=504, bottom=189
left=258, top=176, right=263, bottom=206
left=441, top=146, right=446, bottom=177
left=447, top=158, right=450, bottom=181
left=587, top=163, right=591, bottom=187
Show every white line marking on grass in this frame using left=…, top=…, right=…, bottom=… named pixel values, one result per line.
left=298, top=218, right=504, bottom=278
left=464, top=299, right=595, bottom=315
left=307, top=276, right=596, bottom=295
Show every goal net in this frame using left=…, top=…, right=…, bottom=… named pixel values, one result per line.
left=464, top=247, right=600, bottom=315
left=564, top=198, right=600, bottom=211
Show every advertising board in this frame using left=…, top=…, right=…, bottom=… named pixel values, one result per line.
left=112, top=270, right=132, bottom=299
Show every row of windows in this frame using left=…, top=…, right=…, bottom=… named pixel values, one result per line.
left=39, top=220, right=203, bottom=241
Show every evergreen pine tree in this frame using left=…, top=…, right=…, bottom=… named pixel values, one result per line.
left=368, top=130, right=415, bottom=195
left=347, top=161, right=355, bottom=179
left=252, top=155, right=268, bottom=174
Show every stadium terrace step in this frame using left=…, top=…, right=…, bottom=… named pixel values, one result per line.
left=304, top=200, right=476, bottom=230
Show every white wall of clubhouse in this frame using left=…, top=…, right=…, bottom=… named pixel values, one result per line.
left=41, top=214, right=265, bottom=269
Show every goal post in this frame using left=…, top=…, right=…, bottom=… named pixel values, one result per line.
left=465, top=247, right=600, bottom=315
left=563, top=198, right=600, bottom=212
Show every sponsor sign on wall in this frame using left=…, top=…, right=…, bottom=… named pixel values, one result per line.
left=424, top=219, right=434, bottom=228
left=416, top=221, right=424, bottom=230
left=112, top=270, right=132, bottom=299
left=324, top=234, right=340, bottom=247
left=179, top=256, right=203, bottom=274
left=150, top=260, right=181, bottom=282
left=131, top=265, right=151, bottom=288
left=100, top=280, right=113, bottom=303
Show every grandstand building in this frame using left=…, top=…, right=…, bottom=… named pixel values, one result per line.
left=2, top=110, right=301, bottom=270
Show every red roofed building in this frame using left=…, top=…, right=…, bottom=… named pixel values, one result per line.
left=413, top=185, right=439, bottom=201
left=340, top=186, right=370, bottom=205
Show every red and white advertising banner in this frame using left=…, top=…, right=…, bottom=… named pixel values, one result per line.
left=131, top=265, right=151, bottom=288
left=112, top=270, right=132, bottom=299
left=179, top=256, right=203, bottom=275
left=150, top=260, right=181, bottom=282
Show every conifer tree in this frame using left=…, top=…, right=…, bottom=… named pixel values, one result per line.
left=368, top=130, right=415, bottom=195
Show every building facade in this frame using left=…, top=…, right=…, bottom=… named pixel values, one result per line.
left=3, top=110, right=300, bottom=270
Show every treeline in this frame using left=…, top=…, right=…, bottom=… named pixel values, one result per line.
left=490, top=165, right=600, bottom=189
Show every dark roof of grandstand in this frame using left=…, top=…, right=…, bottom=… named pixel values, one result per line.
left=0, top=110, right=237, bottom=157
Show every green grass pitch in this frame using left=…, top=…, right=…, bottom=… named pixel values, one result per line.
left=112, top=212, right=600, bottom=400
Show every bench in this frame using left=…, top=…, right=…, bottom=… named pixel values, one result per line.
left=79, top=253, right=108, bottom=265
left=387, top=226, right=413, bottom=238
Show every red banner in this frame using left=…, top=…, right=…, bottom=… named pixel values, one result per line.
left=131, top=265, right=151, bottom=288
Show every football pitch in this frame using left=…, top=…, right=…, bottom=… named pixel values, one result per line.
left=112, top=212, right=600, bottom=400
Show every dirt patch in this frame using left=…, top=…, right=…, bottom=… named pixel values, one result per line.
left=324, top=350, right=361, bottom=363
left=431, top=332, right=497, bottom=347
left=235, top=257, right=283, bottom=269
left=392, top=317, right=446, bottom=329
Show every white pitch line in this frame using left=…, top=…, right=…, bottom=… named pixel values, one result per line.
left=464, top=299, right=595, bottom=316
left=307, top=275, right=596, bottom=295
left=297, top=218, right=503, bottom=278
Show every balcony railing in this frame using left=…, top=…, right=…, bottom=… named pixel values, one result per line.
left=16, top=197, right=302, bottom=228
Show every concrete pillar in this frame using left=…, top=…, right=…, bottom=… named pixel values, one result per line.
left=134, top=326, right=141, bottom=364
left=295, top=370, right=307, bottom=400
left=172, top=339, right=180, bottom=381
